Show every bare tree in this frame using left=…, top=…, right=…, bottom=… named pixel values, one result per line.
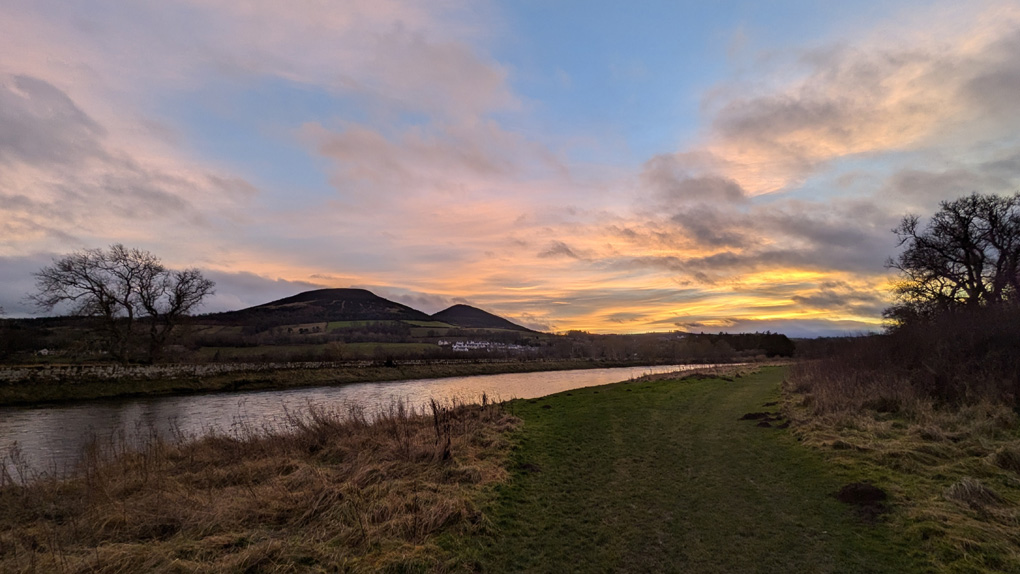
left=32, top=245, right=215, bottom=362
left=887, top=193, right=1020, bottom=324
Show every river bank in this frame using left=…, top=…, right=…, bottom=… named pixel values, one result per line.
left=0, top=359, right=674, bottom=407
left=1, top=366, right=934, bottom=573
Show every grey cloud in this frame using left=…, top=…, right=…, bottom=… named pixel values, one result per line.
left=885, top=151, right=1020, bottom=206
left=790, top=281, right=888, bottom=316
left=206, top=175, right=259, bottom=198
left=641, top=154, right=747, bottom=204
left=669, top=206, right=753, bottom=249
left=703, top=21, right=1020, bottom=193
left=538, top=241, right=583, bottom=259
left=983, top=153, right=1020, bottom=179
left=760, top=203, right=893, bottom=255
left=673, top=319, right=737, bottom=331
left=618, top=196, right=897, bottom=284
left=889, top=168, right=995, bottom=200
left=714, top=93, right=850, bottom=147
left=606, top=312, right=647, bottom=323
left=962, top=30, right=1020, bottom=122
left=509, top=312, right=553, bottom=332
left=199, top=271, right=326, bottom=314
left=0, top=73, right=260, bottom=238
left=0, top=254, right=59, bottom=317
left=366, top=288, right=455, bottom=315
left=0, top=75, right=106, bottom=166
left=303, top=120, right=565, bottom=198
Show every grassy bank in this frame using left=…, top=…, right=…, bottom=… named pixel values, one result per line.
left=1, top=399, right=517, bottom=573
left=448, top=366, right=927, bottom=572
left=0, top=359, right=645, bottom=406
left=3, top=366, right=947, bottom=572
left=788, top=362, right=1020, bottom=573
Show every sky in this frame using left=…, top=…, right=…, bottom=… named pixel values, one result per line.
left=2, top=0, right=1020, bottom=336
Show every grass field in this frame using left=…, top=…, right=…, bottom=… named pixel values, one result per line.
left=326, top=320, right=398, bottom=330
left=449, top=367, right=927, bottom=573
left=404, top=321, right=456, bottom=328
left=195, top=342, right=440, bottom=361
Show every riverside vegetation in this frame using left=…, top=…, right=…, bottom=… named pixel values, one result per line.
left=4, top=362, right=1019, bottom=572
left=786, top=306, right=1020, bottom=573
left=1, top=397, right=518, bottom=573
left=0, top=366, right=929, bottom=573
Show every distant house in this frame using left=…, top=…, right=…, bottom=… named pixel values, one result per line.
left=446, top=340, right=534, bottom=353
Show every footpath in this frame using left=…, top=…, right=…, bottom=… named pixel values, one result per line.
left=453, top=367, right=927, bottom=573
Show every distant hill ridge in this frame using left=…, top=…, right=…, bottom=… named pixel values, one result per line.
left=204, top=288, right=533, bottom=331
left=431, top=304, right=533, bottom=332
left=206, top=288, right=432, bottom=326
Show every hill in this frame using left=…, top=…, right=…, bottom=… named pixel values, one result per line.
left=431, top=304, right=533, bottom=332
left=204, top=288, right=433, bottom=327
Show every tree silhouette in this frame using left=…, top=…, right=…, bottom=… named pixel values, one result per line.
left=886, top=193, right=1020, bottom=325
left=32, top=244, right=215, bottom=362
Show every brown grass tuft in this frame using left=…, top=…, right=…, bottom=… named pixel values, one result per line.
left=0, top=398, right=519, bottom=573
left=944, top=477, right=1004, bottom=508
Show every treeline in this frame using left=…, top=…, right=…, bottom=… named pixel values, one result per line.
left=0, top=316, right=795, bottom=365
left=546, top=330, right=793, bottom=362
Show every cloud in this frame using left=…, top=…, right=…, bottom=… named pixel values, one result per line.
left=640, top=154, right=748, bottom=204
left=196, top=271, right=326, bottom=314
left=0, top=254, right=55, bottom=317
left=0, top=1, right=514, bottom=123
left=960, top=27, right=1020, bottom=123
left=790, top=281, right=888, bottom=316
left=0, top=75, right=105, bottom=167
left=0, top=69, right=262, bottom=263
left=689, top=5, right=1020, bottom=194
left=538, top=241, right=584, bottom=260
left=361, top=287, right=457, bottom=315
left=300, top=120, right=564, bottom=202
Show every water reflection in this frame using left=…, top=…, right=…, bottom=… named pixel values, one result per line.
left=1, top=364, right=712, bottom=479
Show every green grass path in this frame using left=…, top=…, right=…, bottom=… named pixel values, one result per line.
left=451, top=367, right=928, bottom=573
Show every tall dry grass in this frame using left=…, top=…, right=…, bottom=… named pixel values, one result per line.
left=785, top=308, right=1020, bottom=572
left=0, top=396, right=518, bottom=573
left=788, top=306, right=1020, bottom=417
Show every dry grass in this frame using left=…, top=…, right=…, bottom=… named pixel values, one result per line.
left=786, top=367, right=1020, bottom=572
left=0, top=396, right=518, bottom=573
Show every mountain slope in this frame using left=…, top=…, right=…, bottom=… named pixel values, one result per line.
left=431, top=304, right=533, bottom=332
left=206, top=288, right=432, bottom=326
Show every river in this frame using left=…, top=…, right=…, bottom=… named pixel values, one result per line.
left=0, top=364, right=717, bottom=481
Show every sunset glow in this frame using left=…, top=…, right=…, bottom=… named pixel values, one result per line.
left=3, top=0, right=1019, bottom=336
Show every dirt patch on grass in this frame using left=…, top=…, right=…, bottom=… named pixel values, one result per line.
left=836, top=482, right=889, bottom=521
left=739, top=410, right=790, bottom=429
